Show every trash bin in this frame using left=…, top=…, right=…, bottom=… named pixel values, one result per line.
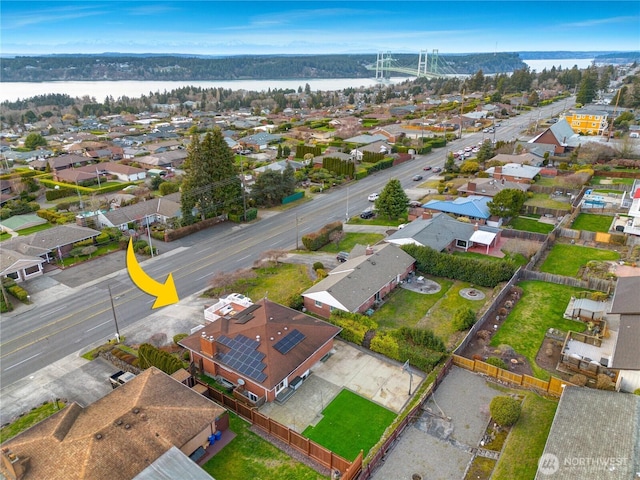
left=214, top=431, right=222, bottom=441
left=208, top=434, right=216, bottom=445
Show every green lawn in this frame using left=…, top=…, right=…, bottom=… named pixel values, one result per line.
left=0, top=401, right=66, bottom=443
left=319, top=232, right=385, bottom=253
left=419, top=281, right=492, bottom=345
left=372, top=277, right=453, bottom=329
left=302, top=389, right=396, bottom=461
left=524, top=193, right=572, bottom=211
left=348, top=216, right=406, bottom=227
left=540, top=243, right=620, bottom=277
left=204, top=414, right=327, bottom=480
left=571, top=213, right=612, bottom=233
left=453, top=251, right=528, bottom=267
left=492, top=392, right=558, bottom=480
left=507, top=216, right=554, bottom=234
left=0, top=231, right=11, bottom=241
left=17, top=223, right=53, bottom=236
left=243, top=263, right=314, bottom=305
left=490, top=281, right=586, bottom=379
left=591, top=176, right=634, bottom=185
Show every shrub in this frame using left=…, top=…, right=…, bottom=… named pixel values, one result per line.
left=287, top=293, right=304, bottom=310
left=312, top=261, right=325, bottom=271
left=173, top=333, right=188, bottom=345
left=596, top=373, right=615, bottom=390
left=329, top=310, right=377, bottom=345
left=138, top=343, right=184, bottom=375
left=489, top=396, right=521, bottom=427
left=485, top=357, right=508, bottom=370
left=369, top=331, right=400, bottom=360
left=634, top=388, right=640, bottom=396
left=569, top=374, right=588, bottom=386
left=453, top=306, right=476, bottom=331
left=7, top=284, right=29, bottom=302
left=301, top=221, right=343, bottom=251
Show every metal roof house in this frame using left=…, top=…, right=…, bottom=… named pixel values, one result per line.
left=423, top=195, right=491, bottom=221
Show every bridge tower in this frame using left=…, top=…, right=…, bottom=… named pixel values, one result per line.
left=429, top=49, right=440, bottom=76
left=418, top=50, right=428, bottom=77
left=375, top=51, right=393, bottom=80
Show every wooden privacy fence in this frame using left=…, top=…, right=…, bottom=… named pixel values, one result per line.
left=196, top=381, right=359, bottom=479
left=519, top=269, right=614, bottom=293
left=452, top=355, right=569, bottom=396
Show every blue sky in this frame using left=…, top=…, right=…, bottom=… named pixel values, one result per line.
left=1, top=1, right=638, bottom=55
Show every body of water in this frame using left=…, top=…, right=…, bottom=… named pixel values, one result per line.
left=523, top=58, right=594, bottom=71
left=0, top=59, right=595, bottom=103
left=0, top=77, right=412, bottom=103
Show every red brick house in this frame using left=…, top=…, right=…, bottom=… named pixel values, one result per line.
left=302, top=244, right=415, bottom=318
left=180, top=298, right=341, bottom=404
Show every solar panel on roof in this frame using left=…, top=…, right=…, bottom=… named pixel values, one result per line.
left=273, top=329, right=306, bottom=355
left=216, top=333, right=267, bottom=383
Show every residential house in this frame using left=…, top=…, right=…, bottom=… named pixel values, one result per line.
left=46, top=154, right=91, bottom=173
left=386, top=211, right=500, bottom=254
left=302, top=243, right=415, bottom=318
left=253, top=159, right=305, bottom=175
left=564, top=108, right=609, bottom=136
left=0, top=179, right=20, bottom=206
left=180, top=298, right=341, bottom=404
left=1, top=225, right=100, bottom=281
left=422, top=195, right=492, bottom=223
left=529, top=118, right=581, bottom=154
left=491, top=153, right=544, bottom=167
left=610, top=276, right=640, bottom=392
left=240, top=133, right=282, bottom=152
left=0, top=367, right=226, bottom=480
left=485, top=163, right=542, bottom=184
left=622, top=179, right=640, bottom=236
left=457, top=178, right=530, bottom=198
left=370, top=125, right=406, bottom=143
left=95, top=194, right=181, bottom=231
left=535, top=386, right=640, bottom=480
left=137, top=150, right=188, bottom=169
left=513, top=141, right=555, bottom=162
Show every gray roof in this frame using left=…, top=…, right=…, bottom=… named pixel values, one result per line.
left=2, top=224, right=100, bottom=255
left=536, top=386, right=640, bottom=480
left=610, top=277, right=640, bottom=314
left=611, top=314, right=640, bottom=370
left=0, top=249, right=45, bottom=276
left=302, top=243, right=415, bottom=312
left=101, top=197, right=181, bottom=227
left=386, top=213, right=475, bottom=251
left=548, top=118, right=581, bottom=147
left=133, top=446, right=214, bottom=480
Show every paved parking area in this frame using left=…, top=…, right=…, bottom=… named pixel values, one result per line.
left=370, top=366, right=502, bottom=480
left=260, top=340, right=424, bottom=432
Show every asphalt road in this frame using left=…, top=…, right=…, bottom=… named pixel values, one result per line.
left=0, top=100, right=572, bottom=389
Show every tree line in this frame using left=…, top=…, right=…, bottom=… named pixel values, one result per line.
left=1, top=53, right=526, bottom=82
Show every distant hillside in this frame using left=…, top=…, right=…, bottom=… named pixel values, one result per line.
left=0, top=53, right=526, bottom=82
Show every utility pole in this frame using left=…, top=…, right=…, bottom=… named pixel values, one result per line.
left=108, top=284, right=121, bottom=343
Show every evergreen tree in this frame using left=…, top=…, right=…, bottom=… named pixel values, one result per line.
left=576, top=68, right=598, bottom=105
left=24, top=132, right=47, bottom=150
left=180, top=129, right=242, bottom=224
left=476, top=140, right=495, bottom=163
left=375, top=178, right=409, bottom=219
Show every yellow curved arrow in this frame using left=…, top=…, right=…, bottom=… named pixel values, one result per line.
left=126, top=238, right=179, bottom=309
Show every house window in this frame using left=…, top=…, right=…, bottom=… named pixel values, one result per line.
left=246, top=391, right=258, bottom=402
left=329, top=306, right=335, bottom=312
left=315, top=300, right=322, bottom=308
left=275, top=379, right=287, bottom=395
left=24, top=265, right=40, bottom=275
left=455, top=239, right=467, bottom=248
left=7, top=272, right=18, bottom=280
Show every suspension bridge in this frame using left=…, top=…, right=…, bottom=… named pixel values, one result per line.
left=368, top=50, right=458, bottom=80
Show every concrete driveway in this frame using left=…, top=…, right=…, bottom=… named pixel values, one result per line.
left=259, top=339, right=424, bottom=432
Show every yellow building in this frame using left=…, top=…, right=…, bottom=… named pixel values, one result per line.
left=564, top=108, right=609, bottom=136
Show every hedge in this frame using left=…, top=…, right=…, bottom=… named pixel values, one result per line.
left=7, top=284, right=30, bottom=302
left=322, top=157, right=355, bottom=177
left=369, top=331, right=400, bottom=359
left=228, top=208, right=258, bottom=223
left=401, top=244, right=517, bottom=287
left=137, top=343, right=184, bottom=375
left=329, top=310, right=378, bottom=345
left=301, top=220, right=343, bottom=251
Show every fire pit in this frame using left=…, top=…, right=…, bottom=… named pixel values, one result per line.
left=460, top=288, right=486, bottom=300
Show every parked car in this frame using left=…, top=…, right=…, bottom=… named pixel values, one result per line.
left=360, top=209, right=376, bottom=219
left=412, top=174, right=423, bottom=181
left=336, top=251, right=349, bottom=263
left=433, top=167, right=442, bottom=173
left=423, top=165, right=432, bottom=171
left=408, top=200, right=422, bottom=208
left=368, top=193, right=379, bottom=202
